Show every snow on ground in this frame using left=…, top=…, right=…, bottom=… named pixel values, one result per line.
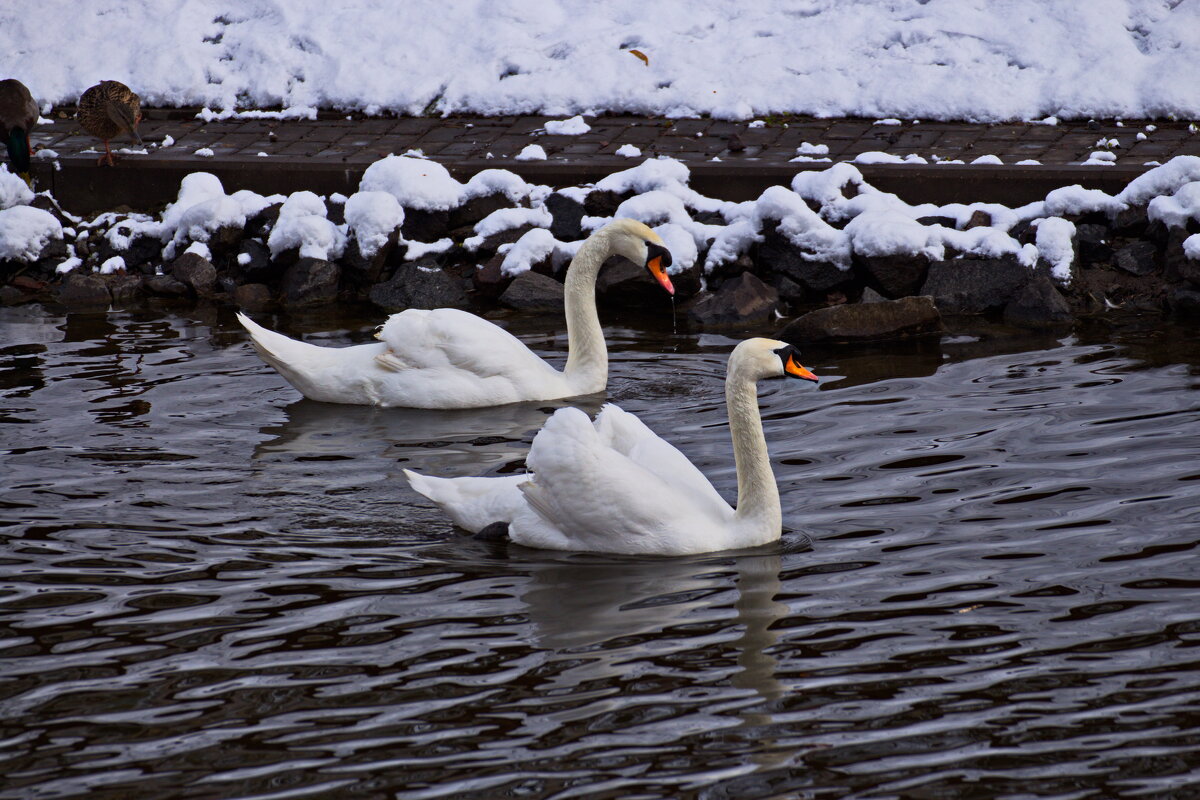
left=2, top=1, right=1198, bottom=121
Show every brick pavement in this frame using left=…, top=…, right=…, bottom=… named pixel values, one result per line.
left=25, top=110, right=1200, bottom=213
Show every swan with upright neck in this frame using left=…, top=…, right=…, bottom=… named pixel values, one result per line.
left=405, top=338, right=819, bottom=555
left=237, top=219, right=674, bottom=408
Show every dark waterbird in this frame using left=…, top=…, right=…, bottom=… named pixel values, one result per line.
left=0, top=78, right=38, bottom=185
left=78, top=80, right=143, bottom=166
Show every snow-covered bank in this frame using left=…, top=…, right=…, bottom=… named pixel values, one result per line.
left=2, top=1, right=1199, bottom=122
left=3, top=153, right=1200, bottom=325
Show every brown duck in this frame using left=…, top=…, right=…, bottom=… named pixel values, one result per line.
left=0, top=78, right=38, bottom=183
left=78, top=80, right=143, bottom=166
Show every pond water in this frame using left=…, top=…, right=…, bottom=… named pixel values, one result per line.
left=2, top=304, right=1199, bottom=799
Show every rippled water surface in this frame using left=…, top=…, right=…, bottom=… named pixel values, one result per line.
left=2, top=304, right=1199, bottom=799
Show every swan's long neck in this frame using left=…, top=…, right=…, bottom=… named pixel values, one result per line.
left=726, top=363, right=782, bottom=546
left=562, top=230, right=610, bottom=392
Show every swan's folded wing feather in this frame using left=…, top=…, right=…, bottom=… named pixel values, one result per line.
left=517, top=407, right=721, bottom=553
left=593, top=404, right=733, bottom=522
left=378, top=308, right=560, bottom=381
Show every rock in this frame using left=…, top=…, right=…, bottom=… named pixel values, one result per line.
left=1168, top=285, right=1200, bottom=317
left=282, top=257, right=340, bottom=307
left=860, top=286, right=888, bottom=303
left=917, top=215, right=957, bottom=229
left=473, top=253, right=512, bottom=299
left=170, top=252, right=218, bottom=296
left=545, top=192, right=585, bottom=241
left=687, top=272, right=778, bottom=328
left=145, top=274, right=191, bottom=298
left=368, top=259, right=466, bottom=311
left=401, top=208, right=451, bottom=242
left=1165, top=228, right=1200, bottom=286
left=1110, top=204, right=1149, bottom=237
left=0, top=286, right=25, bottom=305
left=341, top=231, right=397, bottom=285
left=778, top=295, right=943, bottom=343
left=584, top=190, right=624, bottom=217
left=597, top=257, right=677, bottom=309
left=244, top=203, right=281, bottom=241
left=856, top=252, right=930, bottom=298
left=757, top=228, right=850, bottom=296
left=235, top=239, right=275, bottom=283
left=472, top=225, right=537, bottom=259
left=450, top=192, right=510, bottom=230
left=1003, top=275, right=1072, bottom=326
left=920, top=256, right=1030, bottom=314
left=57, top=273, right=111, bottom=307
left=207, top=224, right=245, bottom=261
left=234, top=283, right=273, bottom=311
left=1075, top=224, right=1113, bottom=266
left=107, top=273, right=143, bottom=304
left=1113, top=241, right=1159, bottom=276
left=964, top=210, right=992, bottom=229
left=498, top=270, right=565, bottom=312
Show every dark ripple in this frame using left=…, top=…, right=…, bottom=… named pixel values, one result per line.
left=1, top=306, right=1199, bottom=798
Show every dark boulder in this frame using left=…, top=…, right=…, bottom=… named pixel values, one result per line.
left=244, top=203, right=281, bottom=241
left=145, top=274, right=191, bottom=298
left=473, top=253, right=513, bottom=299
left=234, top=283, right=273, bottom=311
left=369, top=259, right=466, bottom=311
left=777, top=295, right=943, bottom=343
left=545, top=192, right=586, bottom=241
left=687, top=272, right=778, bottom=328
left=920, top=256, right=1030, bottom=314
left=471, top=225, right=537, bottom=260
left=583, top=189, right=625, bottom=217
left=1075, top=223, right=1113, bottom=266
left=450, top=192, right=511, bottom=230
left=964, top=209, right=993, bottom=229
left=757, top=228, right=851, bottom=296
left=1165, top=228, right=1200, bottom=286
left=170, top=253, right=218, bottom=296
left=1109, top=204, right=1149, bottom=237
left=855, top=252, right=930, bottom=298
left=1003, top=274, right=1072, bottom=326
left=341, top=231, right=398, bottom=285
left=401, top=208, right=451, bottom=242
left=235, top=239, right=275, bottom=284
left=1168, top=285, right=1200, bottom=317
left=1113, top=241, right=1159, bottom=276
left=598, top=257, right=691, bottom=308
left=498, top=270, right=564, bottom=312
left=282, top=257, right=340, bottom=307
left=56, top=272, right=111, bottom=307
left=107, top=273, right=144, bottom=304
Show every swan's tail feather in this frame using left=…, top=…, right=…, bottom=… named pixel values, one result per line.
left=405, top=469, right=529, bottom=534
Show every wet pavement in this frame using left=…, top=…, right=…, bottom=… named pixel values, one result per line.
left=26, top=110, right=1200, bottom=212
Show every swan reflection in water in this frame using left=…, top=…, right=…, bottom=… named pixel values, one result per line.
left=253, top=395, right=605, bottom=474
left=514, top=546, right=796, bottom=752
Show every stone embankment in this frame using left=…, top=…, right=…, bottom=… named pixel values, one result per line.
left=3, top=151, right=1199, bottom=346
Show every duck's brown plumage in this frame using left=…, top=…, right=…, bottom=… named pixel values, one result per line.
left=0, top=78, right=38, bottom=176
left=78, top=80, right=143, bottom=166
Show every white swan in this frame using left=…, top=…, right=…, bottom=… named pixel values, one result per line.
left=405, top=338, right=819, bottom=555
left=236, top=219, right=674, bottom=408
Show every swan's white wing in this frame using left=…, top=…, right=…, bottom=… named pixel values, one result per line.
left=378, top=308, right=557, bottom=377
left=593, top=404, right=733, bottom=523
left=375, top=309, right=568, bottom=406
left=511, top=407, right=726, bottom=554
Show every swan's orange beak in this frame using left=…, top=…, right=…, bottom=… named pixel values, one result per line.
left=647, top=255, right=674, bottom=295
left=785, top=353, right=818, bottom=382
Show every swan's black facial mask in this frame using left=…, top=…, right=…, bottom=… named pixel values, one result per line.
left=772, top=344, right=819, bottom=382
left=644, top=242, right=675, bottom=295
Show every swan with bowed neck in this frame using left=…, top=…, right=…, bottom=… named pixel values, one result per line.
left=237, top=219, right=674, bottom=408
left=405, top=338, right=819, bottom=555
